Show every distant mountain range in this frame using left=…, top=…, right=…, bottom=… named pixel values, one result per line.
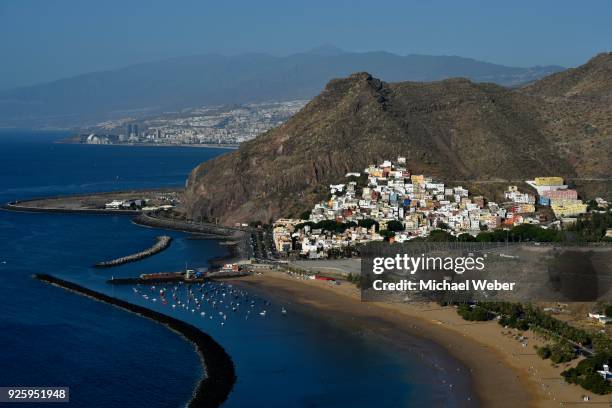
left=183, top=52, right=612, bottom=224
left=0, top=47, right=564, bottom=128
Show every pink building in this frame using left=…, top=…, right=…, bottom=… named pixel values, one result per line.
left=542, top=189, right=578, bottom=200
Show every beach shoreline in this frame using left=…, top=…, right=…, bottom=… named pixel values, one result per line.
left=233, top=270, right=607, bottom=407
left=8, top=190, right=607, bottom=406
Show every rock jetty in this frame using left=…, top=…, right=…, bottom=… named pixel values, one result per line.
left=94, top=235, right=172, bottom=268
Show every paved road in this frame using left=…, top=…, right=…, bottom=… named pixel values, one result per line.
left=290, top=259, right=362, bottom=276
left=448, top=178, right=612, bottom=183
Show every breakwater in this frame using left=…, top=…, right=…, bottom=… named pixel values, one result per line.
left=134, top=212, right=239, bottom=237
left=107, top=271, right=250, bottom=285
left=108, top=277, right=196, bottom=285
left=2, top=200, right=139, bottom=215
left=94, top=236, right=172, bottom=268
left=34, top=274, right=236, bottom=408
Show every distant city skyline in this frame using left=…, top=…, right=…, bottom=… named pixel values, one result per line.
left=1, top=0, right=611, bottom=90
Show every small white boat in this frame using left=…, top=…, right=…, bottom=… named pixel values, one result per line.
left=259, top=310, right=267, bottom=316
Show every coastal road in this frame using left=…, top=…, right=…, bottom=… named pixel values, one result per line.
left=290, top=259, right=362, bottom=276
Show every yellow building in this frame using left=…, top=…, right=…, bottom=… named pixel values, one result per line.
left=534, top=177, right=564, bottom=186
left=518, top=204, right=536, bottom=213
left=551, top=200, right=587, bottom=217
left=411, top=174, right=425, bottom=185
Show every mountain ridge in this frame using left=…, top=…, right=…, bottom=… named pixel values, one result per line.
left=183, top=53, right=611, bottom=224
left=0, top=50, right=564, bottom=128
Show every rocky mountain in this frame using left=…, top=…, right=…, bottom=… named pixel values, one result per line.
left=519, top=52, right=612, bottom=179
left=0, top=48, right=563, bottom=128
left=183, top=53, right=611, bottom=225
left=521, top=52, right=612, bottom=99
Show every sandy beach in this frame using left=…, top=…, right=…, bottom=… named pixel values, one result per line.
left=235, top=270, right=611, bottom=407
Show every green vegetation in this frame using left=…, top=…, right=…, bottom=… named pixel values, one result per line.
left=295, top=218, right=385, bottom=234
left=350, top=273, right=376, bottom=289
left=475, top=224, right=561, bottom=242
left=327, top=245, right=358, bottom=259
left=567, top=210, right=612, bottom=242
left=487, top=302, right=592, bottom=346
left=329, top=189, right=346, bottom=198
left=346, top=174, right=369, bottom=188
left=346, top=273, right=361, bottom=287
left=549, top=340, right=576, bottom=364
left=591, top=301, right=612, bottom=318
left=536, top=345, right=552, bottom=359
left=412, top=224, right=563, bottom=243
left=291, top=209, right=610, bottom=244
left=357, top=218, right=379, bottom=231
left=436, top=221, right=450, bottom=230
left=426, top=230, right=456, bottom=242
left=453, top=301, right=612, bottom=394
left=378, top=230, right=395, bottom=240
left=347, top=173, right=368, bottom=196
left=457, top=233, right=477, bottom=242
left=587, top=200, right=600, bottom=212
left=385, top=220, right=405, bottom=232
left=419, top=217, right=612, bottom=243
left=562, top=354, right=612, bottom=394
left=457, top=304, right=493, bottom=321
left=294, top=220, right=357, bottom=233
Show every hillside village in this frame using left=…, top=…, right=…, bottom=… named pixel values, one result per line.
left=273, top=157, right=607, bottom=258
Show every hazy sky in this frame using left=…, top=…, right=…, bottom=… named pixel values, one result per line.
left=1, top=0, right=610, bottom=90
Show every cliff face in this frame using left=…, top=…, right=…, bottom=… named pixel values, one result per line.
left=184, top=53, right=612, bottom=224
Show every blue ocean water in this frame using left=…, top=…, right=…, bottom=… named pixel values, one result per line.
left=0, top=131, right=471, bottom=407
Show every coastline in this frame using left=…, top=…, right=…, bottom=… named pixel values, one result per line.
left=132, top=213, right=240, bottom=237
left=2, top=200, right=140, bottom=215
left=34, top=274, right=236, bottom=408
left=11, top=189, right=606, bottom=405
left=132, top=213, right=247, bottom=262
left=234, top=270, right=607, bottom=407
left=55, top=141, right=239, bottom=149
left=3, top=192, right=247, bottom=268
left=1, top=188, right=182, bottom=215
